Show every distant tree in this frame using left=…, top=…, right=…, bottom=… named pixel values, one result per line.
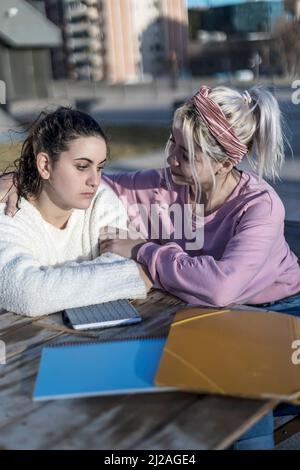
left=188, top=8, right=202, bottom=40
left=272, top=17, right=300, bottom=78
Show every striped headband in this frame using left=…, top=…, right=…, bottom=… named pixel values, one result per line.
left=189, top=85, right=248, bottom=165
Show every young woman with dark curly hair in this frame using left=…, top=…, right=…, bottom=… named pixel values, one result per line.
left=0, top=107, right=151, bottom=317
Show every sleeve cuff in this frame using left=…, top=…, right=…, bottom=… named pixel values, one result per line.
left=137, top=242, right=159, bottom=266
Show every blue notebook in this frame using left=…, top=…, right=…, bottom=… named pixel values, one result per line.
left=33, top=337, right=174, bottom=401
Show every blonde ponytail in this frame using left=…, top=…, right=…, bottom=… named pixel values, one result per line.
left=248, top=86, right=285, bottom=181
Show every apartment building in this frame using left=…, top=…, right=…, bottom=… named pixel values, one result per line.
left=0, top=0, right=61, bottom=100
left=43, top=0, right=188, bottom=83
left=102, top=0, right=188, bottom=83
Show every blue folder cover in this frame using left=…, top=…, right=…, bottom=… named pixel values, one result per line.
left=33, top=337, right=172, bottom=400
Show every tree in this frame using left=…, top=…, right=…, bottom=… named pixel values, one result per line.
left=272, top=17, right=300, bottom=78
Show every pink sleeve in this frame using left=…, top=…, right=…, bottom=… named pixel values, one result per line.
left=137, top=199, right=285, bottom=306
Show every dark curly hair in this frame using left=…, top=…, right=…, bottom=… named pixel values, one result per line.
left=13, top=106, right=108, bottom=202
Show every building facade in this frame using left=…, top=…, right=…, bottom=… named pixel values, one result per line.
left=285, top=0, right=300, bottom=18
left=0, top=0, right=61, bottom=100
left=188, top=0, right=287, bottom=76
left=201, top=1, right=284, bottom=34
left=43, top=0, right=188, bottom=83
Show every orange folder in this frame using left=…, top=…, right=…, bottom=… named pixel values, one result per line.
left=155, top=307, right=300, bottom=403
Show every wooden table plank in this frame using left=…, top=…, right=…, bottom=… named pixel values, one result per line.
left=134, top=396, right=278, bottom=450
left=0, top=291, right=181, bottom=430
left=0, top=392, right=198, bottom=450
left=0, top=290, right=279, bottom=450
left=0, top=310, right=32, bottom=332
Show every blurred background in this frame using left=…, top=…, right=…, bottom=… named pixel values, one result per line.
left=0, top=0, right=299, bottom=220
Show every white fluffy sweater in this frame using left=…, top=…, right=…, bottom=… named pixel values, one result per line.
left=0, top=183, right=146, bottom=316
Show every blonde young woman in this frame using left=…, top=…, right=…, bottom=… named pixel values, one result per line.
left=98, top=85, right=300, bottom=311
left=99, top=84, right=300, bottom=451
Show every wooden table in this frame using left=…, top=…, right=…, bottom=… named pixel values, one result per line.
left=0, top=290, right=277, bottom=450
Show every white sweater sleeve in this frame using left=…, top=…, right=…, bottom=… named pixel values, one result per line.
left=87, top=183, right=129, bottom=259
left=0, top=216, right=146, bottom=317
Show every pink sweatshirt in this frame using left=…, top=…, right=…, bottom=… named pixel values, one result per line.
left=103, top=169, right=300, bottom=307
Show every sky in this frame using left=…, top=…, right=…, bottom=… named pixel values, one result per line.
left=188, top=0, right=246, bottom=7
left=187, top=0, right=281, bottom=7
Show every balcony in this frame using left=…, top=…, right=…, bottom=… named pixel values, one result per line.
left=66, top=8, right=87, bottom=20
left=65, top=22, right=87, bottom=35
left=68, top=51, right=89, bottom=63
left=65, top=22, right=101, bottom=38
left=90, top=55, right=102, bottom=66
left=66, top=36, right=101, bottom=51
left=86, top=7, right=99, bottom=20
left=84, top=0, right=99, bottom=5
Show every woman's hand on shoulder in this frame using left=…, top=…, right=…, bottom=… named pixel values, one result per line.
left=99, top=226, right=147, bottom=260
left=0, top=173, right=18, bottom=216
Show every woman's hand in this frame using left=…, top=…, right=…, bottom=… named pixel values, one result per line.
left=99, top=227, right=153, bottom=291
left=99, top=227, right=147, bottom=260
left=0, top=173, right=18, bottom=216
